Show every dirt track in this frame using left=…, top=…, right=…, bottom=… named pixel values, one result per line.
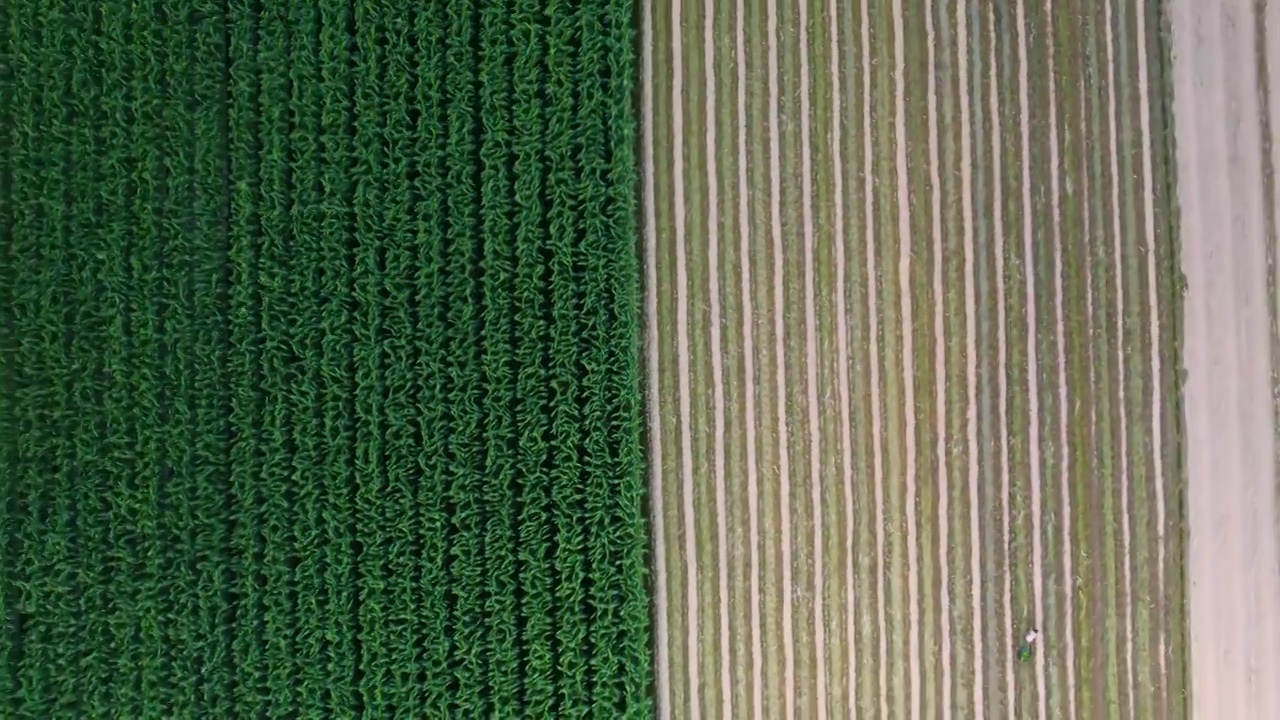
left=1170, top=0, right=1280, bottom=717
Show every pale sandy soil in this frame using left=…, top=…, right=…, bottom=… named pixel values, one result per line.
left=1170, top=0, right=1280, bottom=717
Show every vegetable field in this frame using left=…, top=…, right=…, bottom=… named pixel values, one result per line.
left=641, top=0, right=1189, bottom=717
left=1, top=1, right=653, bottom=717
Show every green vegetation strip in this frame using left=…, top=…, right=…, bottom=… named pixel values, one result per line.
left=0, top=1, right=653, bottom=717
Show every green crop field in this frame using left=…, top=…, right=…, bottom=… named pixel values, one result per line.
left=1, top=1, right=653, bottom=717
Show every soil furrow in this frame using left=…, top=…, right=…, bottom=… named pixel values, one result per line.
left=734, top=0, right=766, bottom=712
left=923, top=0, right=953, bottom=711
left=667, top=0, right=702, bottom=709
left=805, top=4, right=845, bottom=711
left=1010, top=1, right=1050, bottom=714
left=640, top=0, right=673, bottom=712
left=933, top=2, right=979, bottom=712
left=639, top=2, right=1192, bottom=716
left=956, top=2, right=987, bottom=713
left=1134, top=0, right=1170, bottom=709
left=680, top=0, right=720, bottom=708
left=856, top=0, right=890, bottom=716
left=699, top=0, right=733, bottom=708
left=834, top=0, right=877, bottom=713
left=1042, top=2, right=1081, bottom=717
left=982, top=10, right=1017, bottom=716
left=772, top=0, right=817, bottom=711
left=1149, top=0, right=1186, bottom=708
left=891, top=0, right=923, bottom=712
left=1101, top=4, right=1139, bottom=715
left=825, top=0, right=858, bottom=711
left=1113, top=3, right=1159, bottom=717
left=716, top=0, right=753, bottom=706
left=743, top=0, right=785, bottom=713
left=764, top=0, right=797, bottom=713
left=795, top=0, right=828, bottom=709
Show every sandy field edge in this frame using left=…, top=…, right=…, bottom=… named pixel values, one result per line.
left=1170, top=0, right=1280, bottom=717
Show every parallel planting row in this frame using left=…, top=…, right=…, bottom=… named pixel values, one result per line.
left=1, top=1, right=652, bottom=717
left=642, top=0, right=1188, bottom=717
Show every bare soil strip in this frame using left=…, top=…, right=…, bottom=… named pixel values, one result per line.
left=667, top=0, right=702, bottom=709
left=804, top=11, right=845, bottom=710
left=764, top=0, right=796, bottom=714
left=1086, top=3, right=1126, bottom=713
left=640, top=0, right=671, bottom=712
left=857, top=0, right=891, bottom=715
left=700, top=0, right=732, bottom=710
left=714, top=10, right=753, bottom=708
left=1044, top=1, right=1079, bottom=716
left=924, top=0, right=953, bottom=715
left=795, top=0, right=827, bottom=711
left=734, top=0, right=766, bottom=713
left=1173, top=0, right=1280, bottom=716
left=1134, top=0, right=1167, bottom=700
left=984, top=16, right=1017, bottom=717
left=890, top=0, right=922, bottom=716
left=826, top=0, right=857, bottom=712
left=1076, top=7, right=1112, bottom=712
left=956, top=3, right=986, bottom=714
left=1013, top=1, right=1049, bottom=715
left=1101, top=5, right=1138, bottom=715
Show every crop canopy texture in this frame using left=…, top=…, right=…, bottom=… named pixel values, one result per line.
left=0, top=0, right=653, bottom=717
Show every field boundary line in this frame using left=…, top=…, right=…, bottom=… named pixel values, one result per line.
left=641, top=0, right=672, bottom=711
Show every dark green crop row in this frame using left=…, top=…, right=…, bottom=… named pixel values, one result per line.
left=0, top=0, right=653, bottom=717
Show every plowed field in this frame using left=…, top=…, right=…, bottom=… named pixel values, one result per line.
left=641, top=0, right=1188, bottom=717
